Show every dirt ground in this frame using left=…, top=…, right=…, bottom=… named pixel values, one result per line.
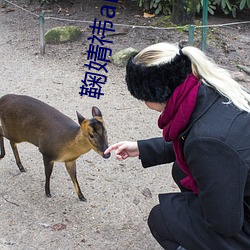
left=0, top=0, right=249, bottom=249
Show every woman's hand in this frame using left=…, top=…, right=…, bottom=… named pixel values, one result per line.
left=104, top=141, right=139, bottom=160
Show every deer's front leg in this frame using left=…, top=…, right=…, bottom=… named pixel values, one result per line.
left=65, top=160, right=86, bottom=202
left=43, top=155, right=54, bottom=198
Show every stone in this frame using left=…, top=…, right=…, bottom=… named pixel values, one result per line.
left=0, top=0, right=6, bottom=8
left=142, top=187, right=152, bottom=198
left=231, top=71, right=247, bottom=82
left=237, top=65, right=250, bottom=76
left=111, top=47, right=138, bottom=67
left=45, top=26, right=82, bottom=44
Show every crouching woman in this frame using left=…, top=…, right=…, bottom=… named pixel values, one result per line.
left=105, top=42, right=250, bottom=249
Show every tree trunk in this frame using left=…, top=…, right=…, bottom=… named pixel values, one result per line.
left=171, top=0, right=198, bottom=25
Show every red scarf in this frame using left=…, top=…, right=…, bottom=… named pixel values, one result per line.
left=158, top=73, right=201, bottom=194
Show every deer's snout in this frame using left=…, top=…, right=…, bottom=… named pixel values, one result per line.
left=102, top=152, right=111, bottom=159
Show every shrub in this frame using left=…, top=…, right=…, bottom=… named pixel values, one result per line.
left=135, top=0, right=250, bottom=18
left=136, top=0, right=172, bottom=15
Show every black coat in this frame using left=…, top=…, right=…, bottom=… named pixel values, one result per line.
left=138, top=84, right=250, bottom=250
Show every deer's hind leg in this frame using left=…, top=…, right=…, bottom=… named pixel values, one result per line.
left=10, top=141, right=26, bottom=172
left=65, top=160, right=86, bottom=202
left=0, top=126, right=5, bottom=159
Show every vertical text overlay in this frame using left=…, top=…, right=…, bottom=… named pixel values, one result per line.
left=79, top=0, right=118, bottom=99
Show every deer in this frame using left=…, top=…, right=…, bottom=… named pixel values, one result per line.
left=0, top=94, right=111, bottom=201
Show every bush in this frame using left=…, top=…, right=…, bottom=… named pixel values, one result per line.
left=213, top=0, right=250, bottom=17
left=136, top=0, right=172, bottom=15
left=197, top=0, right=250, bottom=18
left=135, top=0, right=250, bottom=18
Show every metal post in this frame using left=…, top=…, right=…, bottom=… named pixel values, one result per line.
left=188, top=25, right=195, bottom=46
left=39, top=11, right=45, bottom=55
left=202, top=0, right=208, bottom=51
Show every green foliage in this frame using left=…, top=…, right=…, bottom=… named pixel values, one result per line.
left=135, top=0, right=250, bottom=18
left=203, top=0, right=250, bottom=18
left=213, top=0, right=238, bottom=17
left=239, top=0, right=250, bottom=9
left=136, top=0, right=172, bottom=15
left=197, top=0, right=216, bottom=15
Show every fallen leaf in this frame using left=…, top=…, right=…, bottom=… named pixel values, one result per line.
left=143, top=12, right=155, bottom=18
left=51, top=223, right=67, bottom=231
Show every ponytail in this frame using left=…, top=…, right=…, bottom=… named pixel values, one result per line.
left=181, top=46, right=250, bottom=112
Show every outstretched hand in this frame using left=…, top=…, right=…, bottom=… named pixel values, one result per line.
left=104, top=141, right=139, bottom=160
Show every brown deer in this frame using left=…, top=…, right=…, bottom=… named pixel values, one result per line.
left=0, top=94, right=110, bottom=201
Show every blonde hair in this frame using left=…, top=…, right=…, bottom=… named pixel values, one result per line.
left=134, top=42, right=250, bottom=113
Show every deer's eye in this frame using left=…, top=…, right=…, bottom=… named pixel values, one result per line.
left=89, top=133, right=94, bottom=139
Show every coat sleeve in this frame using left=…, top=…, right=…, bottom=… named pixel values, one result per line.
left=185, top=136, right=249, bottom=237
left=137, top=137, right=175, bottom=168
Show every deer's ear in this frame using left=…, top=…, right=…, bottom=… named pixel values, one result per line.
left=76, top=111, right=85, bottom=125
left=92, top=106, right=102, bottom=118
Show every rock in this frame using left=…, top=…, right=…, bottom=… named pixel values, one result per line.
left=111, top=47, right=138, bottom=67
left=39, top=223, right=50, bottom=228
left=142, top=187, right=152, bottom=198
left=231, top=71, right=247, bottom=82
left=0, top=0, right=5, bottom=8
left=133, top=197, right=140, bottom=205
left=45, top=26, right=82, bottom=44
left=236, top=65, right=250, bottom=76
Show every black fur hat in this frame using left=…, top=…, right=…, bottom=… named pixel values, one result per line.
left=125, top=52, right=192, bottom=103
